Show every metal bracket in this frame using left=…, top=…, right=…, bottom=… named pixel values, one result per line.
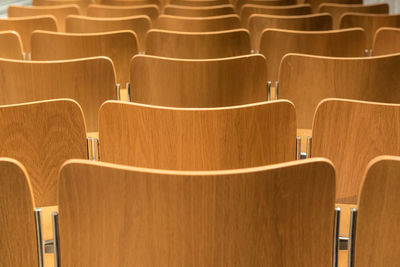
left=306, top=136, right=312, bottom=158
left=333, top=207, right=341, bottom=267
left=34, top=208, right=44, bottom=267
left=126, top=82, right=131, bottom=102
left=275, top=81, right=279, bottom=99
left=348, top=208, right=357, bottom=267
left=116, top=83, right=121, bottom=101
left=44, top=240, right=54, bottom=254
left=52, top=212, right=60, bottom=267
left=94, top=138, right=100, bottom=161
left=87, top=137, right=93, bottom=160
left=339, top=236, right=349, bottom=250
left=267, top=81, right=271, bottom=101
left=296, top=136, right=301, bottom=160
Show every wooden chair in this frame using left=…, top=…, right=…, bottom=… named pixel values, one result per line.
left=278, top=53, right=400, bottom=130
left=145, top=29, right=250, bottom=58
left=101, top=0, right=161, bottom=7
left=87, top=4, right=159, bottom=21
left=164, top=4, right=235, bottom=17
left=0, top=100, right=87, bottom=207
left=0, top=31, right=23, bottom=59
left=0, top=158, right=39, bottom=266
left=0, top=16, right=57, bottom=54
left=0, top=57, right=116, bottom=131
left=130, top=54, right=267, bottom=107
left=31, top=30, right=138, bottom=86
left=318, top=3, right=389, bottom=29
left=372, top=27, right=400, bottom=56
left=353, top=156, right=400, bottom=266
left=240, top=3, right=312, bottom=28
left=260, top=28, right=366, bottom=83
left=340, top=13, right=400, bottom=49
left=99, top=101, right=296, bottom=169
left=33, top=0, right=94, bottom=15
left=65, top=15, right=150, bottom=51
left=304, top=0, right=361, bottom=13
left=235, top=0, right=286, bottom=11
left=154, top=14, right=240, bottom=32
left=312, top=99, right=400, bottom=204
left=169, top=0, right=229, bottom=7
left=249, top=13, right=332, bottom=51
left=8, top=5, right=80, bottom=32
left=57, top=158, right=334, bottom=266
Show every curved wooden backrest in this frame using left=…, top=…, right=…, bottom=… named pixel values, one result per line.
left=354, top=156, right=400, bottom=266
left=145, top=29, right=250, bottom=58
left=304, top=0, right=361, bottom=13
left=0, top=158, right=38, bottom=266
left=33, top=0, right=94, bottom=15
left=0, top=100, right=87, bottom=206
left=372, top=27, right=400, bottom=56
left=249, top=13, right=332, bottom=50
left=99, top=101, right=296, bottom=169
left=0, top=57, right=116, bottom=131
left=261, top=28, right=366, bottom=82
left=101, top=0, right=161, bottom=7
left=279, top=53, right=400, bottom=129
left=319, top=3, right=389, bottom=29
left=170, top=0, right=229, bottom=6
left=154, top=14, right=240, bottom=32
left=31, top=30, right=137, bottom=86
left=8, top=5, right=80, bottom=32
left=130, top=54, right=266, bottom=107
left=312, top=99, right=400, bottom=204
left=66, top=15, right=150, bottom=51
left=164, top=4, right=235, bottom=17
left=340, top=13, right=400, bottom=49
left=236, top=0, right=283, bottom=11
left=59, top=158, right=334, bottom=266
left=240, top=4, right=312, bottom=28
left=0, top=31, right=23, bottom=59
left=87, top=4, right=159, bottom=21
left=0, top=16, right=57, bottom=53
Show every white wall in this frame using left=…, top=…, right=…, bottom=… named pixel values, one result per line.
left=0, top=0, right=31, bottom=17
left=365, top=0, right=398, bottom=14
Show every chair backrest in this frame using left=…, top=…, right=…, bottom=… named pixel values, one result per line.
left=169, top=0, right=229, bottom=6
left=58, top=158, right=334, bottom=266
left=31, top=30, right=137, bottom=86
left=0, top=57, right=116, bottom=131
left=354, top=155, right=400, bottom=266
left=65, top=15, right=150, bottom=51
left=0, top=158, right=38, bottom=266
left=130, top=54, right=267, bottom=107
left=249, top=13, right=332, bottom=50
left=278, top=53, right=400, bottom=129
left=235, top=0, right=283, bottom=11
left=8, top=5, right=80, bottom=32
left=101, top=0, right=161, bottom=6
left=312, top=99, right=400, bottom=204
left=164, top=4, right=235, bottom=17
left=240, top=3, right=312, bottom=28
left=87, top=4, right=159, bottom=21
left=319, top=3, right=389, bottom=29
left=372, top=27, right=400, bottom=56
left=0, top=16, right=57, bottom=53
left=154, top=14, right=241, bottom=32
left=33, top=0, right=93, bottom=15
left=261, top=28, right=366, bottom=82
left=99, top=101, right=296, bottom=169
left=304, top=0, right=362, bottom=13
left=145, top=29, right=250, bottom=58
left=0, top=100, right=87, bottom=206
left=0, top=31, right=23, bottom=59
left=340, top=13, right=400, bottom=49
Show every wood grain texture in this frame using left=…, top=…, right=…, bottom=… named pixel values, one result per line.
left=0, top=57, right=116, bottom=131
left=240, top=3, right=312, bottom=28
left=99, top=100, right=296, bottom=169
left=304, top=0, right=361, bottom=13
left=130, top=54, right=266, bottom=107
left=33, top=0, right=93, bottom=15
left=31, top=30, right=137, bottom=85
left=249, top=13, right=332, bottom=50
left=87, top=4, right=159, bottom=21
left=66, top=15, right=150, bottom=51
left=0, top=16, right=57, bottom=53
left=261, top=28, right=366, bottom=82
left=278, top=53, right=400, bottom=129
left=101, top=0, right=161, bottom=7
left=312, top=99, right=400, bottom=204
left=164, top=4, right=234, bottom=17
left=154, top=14, right=240, bottom=32
left=319, top=3, right=389, bottom=29
left=170, top=0, right=229, bottom=6
left=340, top=13, right=400, bottom=49
left=0, top=31, right=23, bottom=60
left=372, top=27, right=400, bottom=56
left=235, top=0, right=284, bottom=12
left=59, top=158, right=335, bottom=267
left=0, top=100, right=87, bottom=206
left=0, top=158, right=38, bottom=267
left=145, top=29, right=250, bottom=58
left=8, top=5, right=80, bottom=32
left=354, top=156, right=400, bottom=267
